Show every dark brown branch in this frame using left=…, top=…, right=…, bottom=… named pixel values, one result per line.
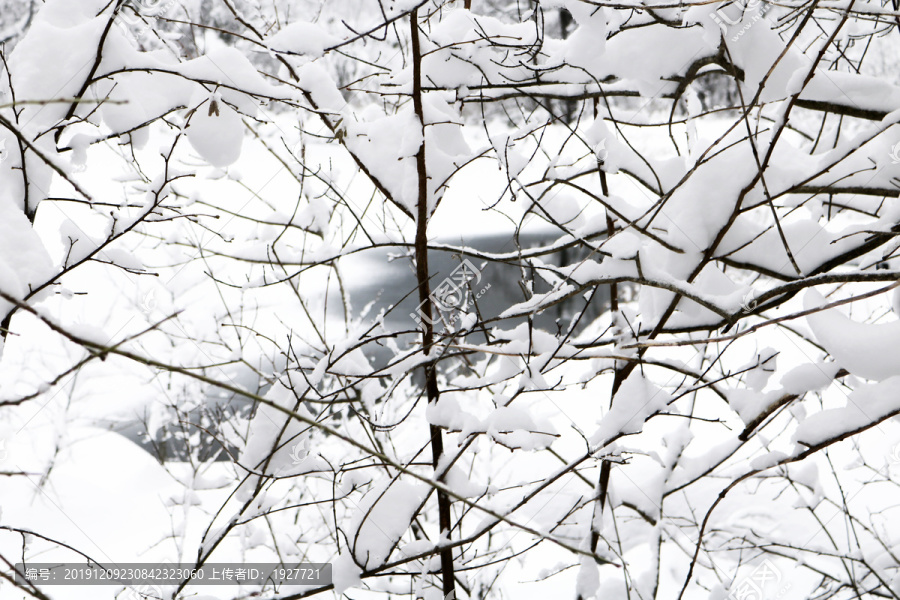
left=410, top=9, right=457, bottom=600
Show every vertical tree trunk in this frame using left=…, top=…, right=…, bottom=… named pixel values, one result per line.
left=580, top=102, right=618, bottom=600
left=410, top=8, right=457, bottom=600
left=559, top=9, right=578, bottom=124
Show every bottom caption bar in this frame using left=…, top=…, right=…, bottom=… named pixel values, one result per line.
left=14, top=563, right=332, bottom=586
